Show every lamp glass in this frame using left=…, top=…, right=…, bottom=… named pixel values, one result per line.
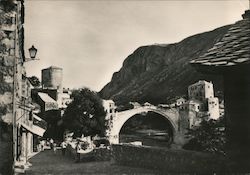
left=28, top=45, right=37, bottom=59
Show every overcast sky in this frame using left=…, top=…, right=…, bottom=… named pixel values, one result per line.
left=24, top=0, right=248, bottom=91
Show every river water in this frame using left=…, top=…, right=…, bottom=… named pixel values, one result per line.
left=120, top=129, right=172, bottom=148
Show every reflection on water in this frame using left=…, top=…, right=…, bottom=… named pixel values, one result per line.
left=120, top=129, right=172, bottom=148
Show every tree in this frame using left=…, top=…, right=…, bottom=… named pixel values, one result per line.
left=183, top=116, right=226, bottom=155
left=28, top=76, right=40, bottom=87
left=40, top=109, right=63, bottom=140
left=62, top=88, right=106, bottom=138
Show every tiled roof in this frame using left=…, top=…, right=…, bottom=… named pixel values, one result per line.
left=190, top=10, right=250, bottom=67
left=22, top=123, right=45, bottom=137
left=38, top=92, right=57, bottom=103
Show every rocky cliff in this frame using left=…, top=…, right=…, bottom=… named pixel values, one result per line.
left=99, top=25, right=231, bottom=105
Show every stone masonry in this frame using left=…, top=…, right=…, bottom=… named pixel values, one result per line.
left=0, top=1, right=26, bottom=174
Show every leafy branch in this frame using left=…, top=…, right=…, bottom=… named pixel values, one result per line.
left=183, top=116, right=226, bottom=155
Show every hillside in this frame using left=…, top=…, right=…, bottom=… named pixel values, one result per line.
left=99, top=25, right=231, bottom=105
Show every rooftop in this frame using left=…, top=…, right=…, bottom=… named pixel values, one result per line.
left=38, top=92, right=57, bottom=103
left=103, top=99, right=115, bottom=103
left=189, top=80, right=212, bottom=87
left=186, top=99, right=203, bottom=105
left=42, top=66, right=63, bottom=71
left=190, top=10, right=250, bottom=68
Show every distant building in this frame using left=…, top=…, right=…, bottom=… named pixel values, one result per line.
left=176, top=97, right=187, bottom=107
left=57, top=89, right=72, bottom=115
left=188, top=80, right=214, bottom=101
left=178, top=80, right=220, bottom=132
left=58, top=92, right=71, bottom=109
left=103, top=100, right=116, bottom=115
left=32, top=88, right=58, bottom=102
left=41, top=66, right=63, bottom=93
left=168, top=98, right=186, bottom=108
left=37, top=92, right=58, bottom=113
left=129, top=102, right=141, bottom=108
left=179, top=100, right=203, bottom=131
left=33, top=67, right=73, bottom=115
left=187, top=80, right=220, bottom=120
left=103, top=100, right=116, bottom=137
left=207, top=97, right=220, bottom=120
left=180, top=99, right=203, bottom=112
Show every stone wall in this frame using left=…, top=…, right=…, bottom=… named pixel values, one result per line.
left=0, top=123, right=13, bottom=175
left=0, top=11, right=15, bottom=175
left=0, top=1, right=25, bottom=174
left=112, top=144, right=230, bottom=174
left=41, top=67, right=63, bottom=93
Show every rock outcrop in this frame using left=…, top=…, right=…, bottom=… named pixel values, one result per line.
left=99, top=25, right=231, bottom=105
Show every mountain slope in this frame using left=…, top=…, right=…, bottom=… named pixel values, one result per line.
left=99, top=25, right=231, bottom=105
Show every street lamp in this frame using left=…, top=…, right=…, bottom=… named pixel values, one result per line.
left=28, top=45, right=38, bottom=59
left=13, top=45, right=38, bottom=172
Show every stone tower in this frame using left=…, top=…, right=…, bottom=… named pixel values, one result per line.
left=41, top=66, right=63, bottom=93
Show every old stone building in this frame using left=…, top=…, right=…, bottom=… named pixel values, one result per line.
left=188, top=80, right=220, bottom=119
left=0, top=1, right=25, bottom=173
left=42, top=66, right=63, bottom=93
left=179, top=99, right=203, bottom=130
left=0, top=1, right=44, bottom=174
left=58, top=88, right=72, bottom=113
left=34, top=66, right=70, bottom=112
left=32, top=66, right=73, bottom=116
left=190, top=9, right=250, bottom=170
left=175, top=97, right=187, bottom=107
left=178, top=80, right=220, bottom=137
left=103, top=99, right=116, bottom=114
left=188, top=80, right=214, bottom=101
left=103, top=99, right=116, bottom=138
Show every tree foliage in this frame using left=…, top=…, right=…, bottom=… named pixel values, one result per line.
left=28, top=76, right=40, bottom=87
left=183, top=116, right=226, bottom=155
left=41, top=109, right=63, bottom=140
left=62, top=88, right=106, bottom=137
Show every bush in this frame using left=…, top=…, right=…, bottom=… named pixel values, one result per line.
left=183, top=116, right=226, bottom=155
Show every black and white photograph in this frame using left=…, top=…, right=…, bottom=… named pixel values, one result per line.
left=0, top=0, right=250, bottom=174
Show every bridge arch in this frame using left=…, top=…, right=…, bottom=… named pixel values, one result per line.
left=108, top=107, right=179, bottom=144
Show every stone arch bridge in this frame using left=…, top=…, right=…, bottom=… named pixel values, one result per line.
left=106, top=105, right=186, bottom=146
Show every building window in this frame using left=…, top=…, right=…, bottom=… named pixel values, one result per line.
left=29, top=111, right=33, bottom=120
